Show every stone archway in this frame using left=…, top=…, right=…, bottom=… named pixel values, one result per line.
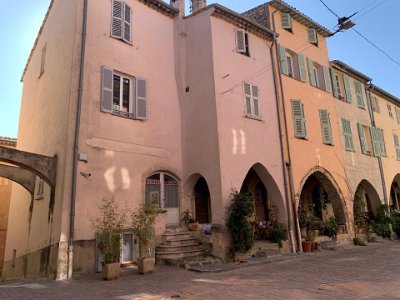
left=298, top=167, right=347, bottom=231
left=390, top=174, right=400, bottom=210
left=184, top=174, right=212, bottom=224
left=354, top=180, right=381, bottom=219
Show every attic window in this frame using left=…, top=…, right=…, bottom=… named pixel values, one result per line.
left=281, top=13, right=292, bottom=31
left=308, top=29, right=318, bottom=46
left=235, top=29, right=250, bottom=57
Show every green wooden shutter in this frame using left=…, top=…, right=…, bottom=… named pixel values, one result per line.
left=357, top=123, right=368, bottom=154
left=319, top=110, right=333, bottom=145
left=342, top=118, right=354, bottom=151
left=395, top=108, right=400, bottom=124
left=343, top=74, right=352, bottom=103
left=394, top=135, right=400, bottom=160
left=323, top=66, right=331, bottom=93
left=331, top=69, right=339, bottom=98
left=123, top=2, right=132, bottom=43
left=297, top=53, right=307, bottom=83
left=377, top=128, right=387, bottom=156
left=354, top=81, right=365, bottom=108
left=307, top=58, right=316, bottom=87
left=235, top=29, right=246, bottom=53
left=308, top=29, right=317, bottom=44
left=136, top=77, right=147, bottom=120
left=278, top=44, right=289, bottom=75
left=370, top=127, right=381, bottom=157
left=291, top=100, right=306, bottom=138
left=101, top=66, right=113, bottom=113
left=281, top=13, right=292, bottom=29
left=111, top=0, right=124, bottom=39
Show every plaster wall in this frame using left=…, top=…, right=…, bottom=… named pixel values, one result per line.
left=210, top=16, right=286, bottom=222
left=73, top=0, right=182, bottom=245
left=333, top=72, right=383, bottom=206
left=269, top=8, right=350, bottom=225
left=372, top=94, right=400, bottom=201
left=3, top=0, right=80, bottom=280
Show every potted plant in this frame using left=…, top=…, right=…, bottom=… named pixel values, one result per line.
left=298, top=208, right=309, bottom=239
left=90, top=197, right=126, bottom=280
left=181, top=209, right=200, bottom=231
left=131, top=205, right=159, bottom=274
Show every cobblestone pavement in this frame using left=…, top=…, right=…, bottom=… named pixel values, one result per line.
left=1, top=241, right=400, bottom=300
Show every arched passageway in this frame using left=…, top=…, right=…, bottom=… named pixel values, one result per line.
left=390, top=174, right=400, bottom=210
left=299, top=169, right=347, bottom=232
left=353, top=180, right=381, bottom=220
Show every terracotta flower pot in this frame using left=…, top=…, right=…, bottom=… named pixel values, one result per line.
left=187, top=222, right=200, bottom=231
left=102, top=262, right=120, bottom=280
left=302, top=241, right=312, bottom=252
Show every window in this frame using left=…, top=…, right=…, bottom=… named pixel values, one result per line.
left=395, top=107, right=400, bottom=124
left=277, top=45, right=307, bottom=83
left=243, top=83, right=260, bottom=119
left=370, top=96, right=380, bottom=113
left=101, top=66, right=147, bottom=120
left=39, top=44, right=47, bottom=77
left=319, top=109, right=333, bottom=145
left=331, top=70, right=345, bottom=100
left=281, top=13, right=292, bottom=31
left=388, top=104, right=394, bottom=119
left=376, top=128, right=387, bottom=157
left=111, top=0, right=131, bottom=44
left=342, top=74, right=353, bottom=103
left=145, top=173, right=178, bottom=209
left=354, top=81, right=365, bottom=108
left=291, top=100, right=307, bottom=139
left=35, top=177, right=45, bottom=200
left=235, top=29, right=250, bottom=57
left=307, top=29, right=318, bottom=46
left=341, top=118, right=354, bottom=151
left=307, top=58, right=331, bottom=92
left=394, top=134, right=400, bottom=160
left=357, top=123, right=378, bottom=156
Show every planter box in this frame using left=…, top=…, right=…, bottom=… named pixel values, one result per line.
left=138, top=257, right=155, bottom=275
left=102, top=262, right=120, bottom=280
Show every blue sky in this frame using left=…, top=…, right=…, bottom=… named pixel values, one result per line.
left=1, top=0, right=399, bottom=138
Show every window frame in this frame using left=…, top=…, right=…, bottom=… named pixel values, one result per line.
left=235, top=28, right=250, bottom=57
left=243, top=82, right=261, bottom=119
left=145, top=172, right=179, bottom=209
left=111, top=0, right=132, bottom=44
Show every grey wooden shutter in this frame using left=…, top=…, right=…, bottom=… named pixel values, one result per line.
left=252, top=85, right=260, bottom=117
left=377, top=128, right=387, bottom=156
left=307, top=58, right=316, bottom=87
left=235, top=29, right=246, bottom=53
left=357, top=123, right=368, bottom=154
left=291, top=100, right=306, bottom=138
left=136, top=77, right=147, bottom=120
left=244, top=83, right=252, bottom=115
left=101, top=66, right=113, bottom=113
left=343, top=74, right=352, bottom=103
left=281, top=13, right=292, bottom=29
left=298, top=53, right=307, bottom=83
left=323, top=66, right=331, bottom=93
left=370, top=127, right=381, bottom=157
left=111, top=0, right=124, bottom=39
left=278, top=44, right=288, bottom=75
left=123, top=2, right=131, bottom=43
left=342, top=118, right=354, bottom=151
left=319, top=109, right=332, bottom=145
left=308, top=29, right=317, bottom=44
left=354, top=81, right=365, bottom=108
left=330, top=69, right=339, bottom=98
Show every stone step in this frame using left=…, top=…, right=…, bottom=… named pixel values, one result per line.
left=162, top=232, right=191, bottom=242
left=156, top=244, right=201, bottom=253
left=156, top=248, right=206, bottom=260
left=164, top=238, right=198, bottom=246
left=164, top=226, right=187, bottom=233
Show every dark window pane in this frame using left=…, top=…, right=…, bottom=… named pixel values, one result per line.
left=113, top=75, right=121, bottom=107
left=122, top=78, right=130, bottom=112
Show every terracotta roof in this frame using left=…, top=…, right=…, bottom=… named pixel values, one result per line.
left=188, top=3, right=276, bottom=41
left=370, top=84, right=400, bottom=105
left=268, top=0, right=332, bottom=37
left=330, top=60, right=372, bottom=83
left=0, top=137, right=17, bottom=147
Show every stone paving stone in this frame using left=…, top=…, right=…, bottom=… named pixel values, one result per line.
left=1, top=241, right=400, bottom=299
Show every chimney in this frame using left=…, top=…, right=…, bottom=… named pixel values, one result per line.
left=190, top=0, right=206, bottom=13
left=170, top=0, right=185, bottom=16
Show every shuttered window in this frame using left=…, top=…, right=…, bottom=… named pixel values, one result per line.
left=323, top=66, right=331, bottom=93
left=388, top=105, right=394, bottom=118
left=307, top=58, right=316, bottom=87
left=341, top=118, right=354, bottom=151
left=395, top=107, right=400, bottom=124
left=370, top=127, right=381, bottom=157
left=281, top=13, right=292, bottom=30
left=394, top=135, right=400, bottom=160
left=354, top=81, right=365, bottom=108
left=308, top=29, right=318, bottom=45
left=101, top=66, right=147, bottom=120
left=111, top=0, right=131, bottom=43
left=278, top=44, right=289, bottom=76
left=376, top=128, right=387, bottom=157
left=357, top=123, right=368, bottom=154
left=243, top=83, right=260, bottom=119
left=298, top=53, right=307, bottom=83
left=370, top=96, right=380, bottom=113
left=331, top=69, right=339, bottom=98
left=235, top=29, right=249, bottom=56
left=319, top=109, right=333, bottom=145
left=291, top=100, right=307, bottom=139
left=343, top=74, right=352, bottom=103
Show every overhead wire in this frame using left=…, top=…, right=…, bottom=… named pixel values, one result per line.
left=354, top=0, right=388, bottom=21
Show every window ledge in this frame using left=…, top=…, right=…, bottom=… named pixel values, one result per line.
left=111, top=109, right=135, bottom=120
left=244, top=114, right=262, bottom=121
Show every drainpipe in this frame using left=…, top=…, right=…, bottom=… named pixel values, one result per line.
left=68, top=0, right=88, bottom=279
left=365, top=82, right=389, bottom=207
left=270, top=6, right=302, bottom=253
